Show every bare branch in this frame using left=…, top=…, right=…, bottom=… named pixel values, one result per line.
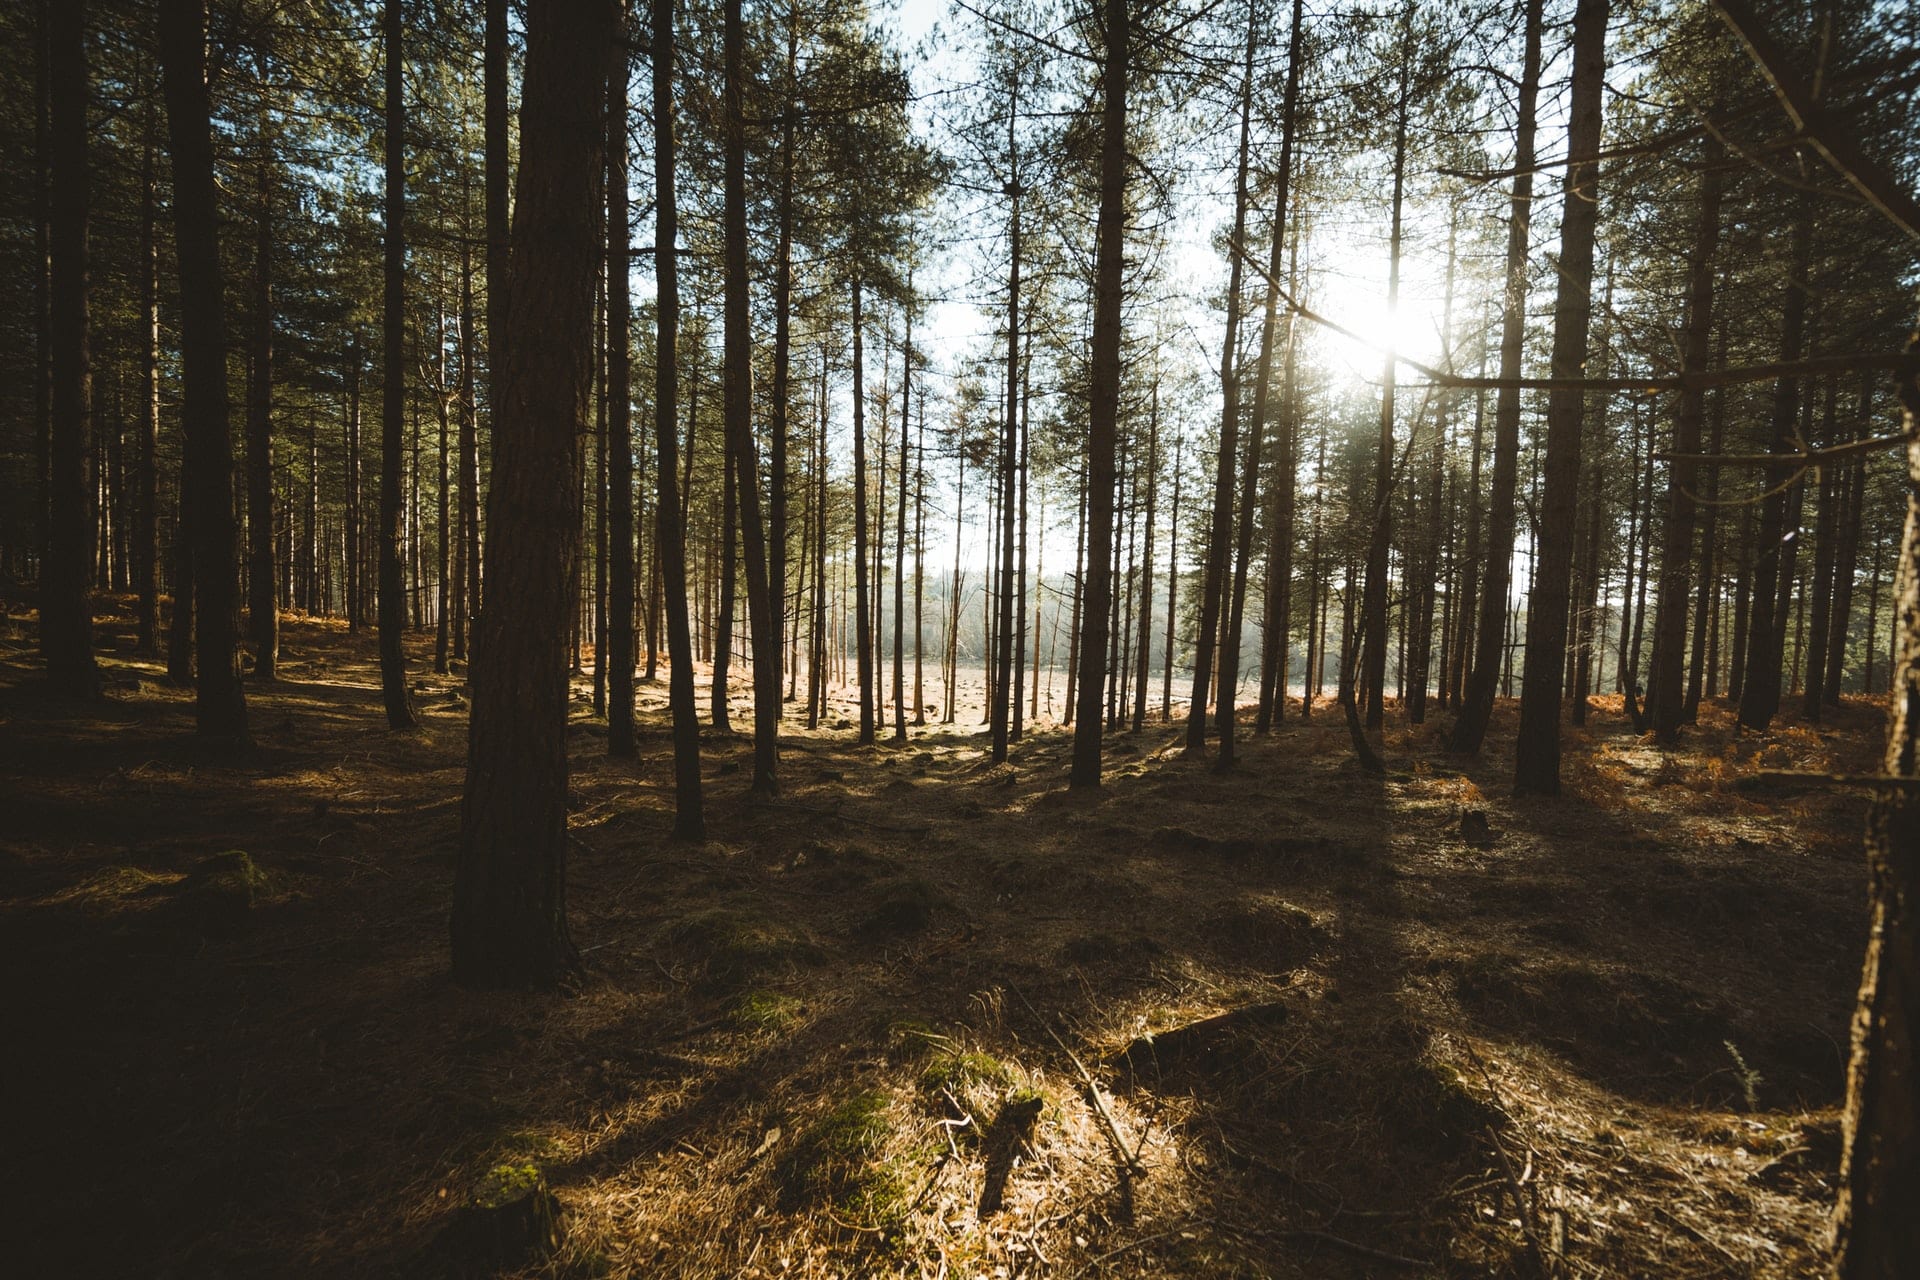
left=1711, top=0, right=1920, bottom=241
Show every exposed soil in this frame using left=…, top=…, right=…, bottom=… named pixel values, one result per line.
left=0, top=602, right=1876, bottom=1278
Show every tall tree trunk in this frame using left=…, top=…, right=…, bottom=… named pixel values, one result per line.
left=1450, top=0, right=1542, bottom=754
left=1737, top=191, right=1815, bottom=731
left=457, top=236, right=477, bottom=662
left=1360, top=28, right=1412, bottom=735
left=1650, top=144, right=1724, bottom=741
left=453, top=0, right=610, bottom=989
left=1132, top=374, right=1159, bottom=732
left=1069, top=0, right=1127, bottom=788
left=1161, top=430, right=1182, bottom=721
left=713, top=447, right=736, bottom=730
left=1185, top=20, right=1253, bottom=757
left=851, top=279, right=875, bottom=745
left=651, top=0, right=702, bottom=836
left=484, top=0, right=509, bottom=622
left=1626, top=426, right=1655, bottom=722
left=247, top=99, right=277, bottom=680
left=158, top=0, right=246, bottom=741
left=43, top=0, right=97, bottom=698
left=723, top=0, right=779, bottom=793
left=1687, top=359, right=1727, bottom=716
left=379, top=3, right=417, bottom=730
left=1013, top=338, right=1031, bottom=739
left=606, top=23, right=637, bottom=755
left=914, top=405, right=927, bottom=725
left=436, top=307, right=452, bottom=674
left=810, top=353, right=830, bottom=726
left=1064, top=459, right=1082, bottom=724
left=893, top=289, right=913, bottom=743
left=1248, top=0, right=1309, bottom=743
left=1831, top=312, right=1920, bottom=1280
left=1827, top=381, right=1870, bottom=701
left=992, top=88, right=1021, bottom=763
left=1804, top=377, right=1842, bottom=720
left=769, top=18, right=798, bottom=730
left=1512, top=0, right=1606, bottom=793
left=33, top=0, right=51, bottom=615
left=1572, top=443, right=1605, bottom=724
left=136, top=122, right=160, bottom=655
left=1410, top=212, right=1456, bottom=725
left=345, top=346, right=362, bottom=630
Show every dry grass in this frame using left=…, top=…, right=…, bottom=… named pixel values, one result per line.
left=0, top=596, right=1870, bottom=1278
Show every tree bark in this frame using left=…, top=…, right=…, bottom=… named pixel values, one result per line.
left=1650, top=145, right=1724, bottom=741
left=136, top=121, right=160, bottom=655
left=452, top=0, right=611, bottom=989
left=893, top=288, right=913, bottom=744
left=1132, top=375, right=1159, bottom=732
left=770, top=18, right=798, bottom=729
left=1449, top=0, right=1542, bottom=755
left=42, top=0, right=98, bottom=698
left=1248, top=0, right=1308, bottom=743
left=605, top=23, right=636, bottom=754
left=992, top=88, right=1021, bottom=764
left=158, top=0, right=247, bottom=741
left=1804, top=377, right=1842, bottom=720
left=1827, top=383, right=1869, bottom=701
left=456, top=237, right=477, bottom=662
left=1070, top=0, right=1127, bottom=788
left=247, top=97, right=278, bottom=681
left=1512, top=0, right=1606, bottom=794
left=722, top=0, right=779, bottom=793
left=1832, top=317, right=1920, bottom=1280
left=1161, top=430, right=1182, bottom=722
left=436, top=302, right=452, bottom=675
left=379, top=3, right=417, bottom=730
left=649, top=0, right=701, bottom=834
left=851, top=279, right=875, bottom=745
left=1185, top=21, right=1252, bottom=757
left=1360, top=30, right=1412, bottom=735
left=1738, top=191, right=1816, bottom=731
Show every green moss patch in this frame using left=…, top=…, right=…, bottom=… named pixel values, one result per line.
left=730, top=990, right=804, bottom=1033
left=776, top=1089, right=916, bottom=1228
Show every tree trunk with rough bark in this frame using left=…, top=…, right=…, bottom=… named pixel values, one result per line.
left=158, top=0, right=247, bottom=741
left=1185, top=24, right=1252, bottom=758
left=1449, top=0, right=1541, bottom=755
left=1512, top=0, right=1606, bottom=794
left=1070, top=0, right=1127, bottom=788
left=379, top=3, right=416, bottom=730
left=1832, top=319, right=1920, bottom=1280
left=42, top=0, right=98, bottom=699
left=247, top=100, right=277, bottom=681
left=1738, top=192, right=1815, bottom=732
left=1651, top=145, right=1724, bottom=742
left=452, top=0, right=611, bottom=989
left=607, top=21, right=636, bottom=755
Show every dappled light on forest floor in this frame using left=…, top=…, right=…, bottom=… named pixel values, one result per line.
left=1, top=607, right=1872, bottom=1277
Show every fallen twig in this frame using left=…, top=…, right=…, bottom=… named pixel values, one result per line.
left=1008, top=983, right=1146, bottom=1179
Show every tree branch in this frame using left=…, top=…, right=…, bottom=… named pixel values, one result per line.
left=1711, top=0, right=1920, bottom=241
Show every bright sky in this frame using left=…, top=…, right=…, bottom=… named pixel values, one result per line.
left=811, top=2, right=1507, bottom=576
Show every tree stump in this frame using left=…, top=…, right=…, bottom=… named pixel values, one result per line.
left=1460, top=810, right=1496, bottom=847
left=1111, top=1001, right=1292, bottom=1081
left=429, top=1163, right=562, bottom=1278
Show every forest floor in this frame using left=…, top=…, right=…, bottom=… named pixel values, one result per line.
left=0, top=602, right=1878, bottom=1279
